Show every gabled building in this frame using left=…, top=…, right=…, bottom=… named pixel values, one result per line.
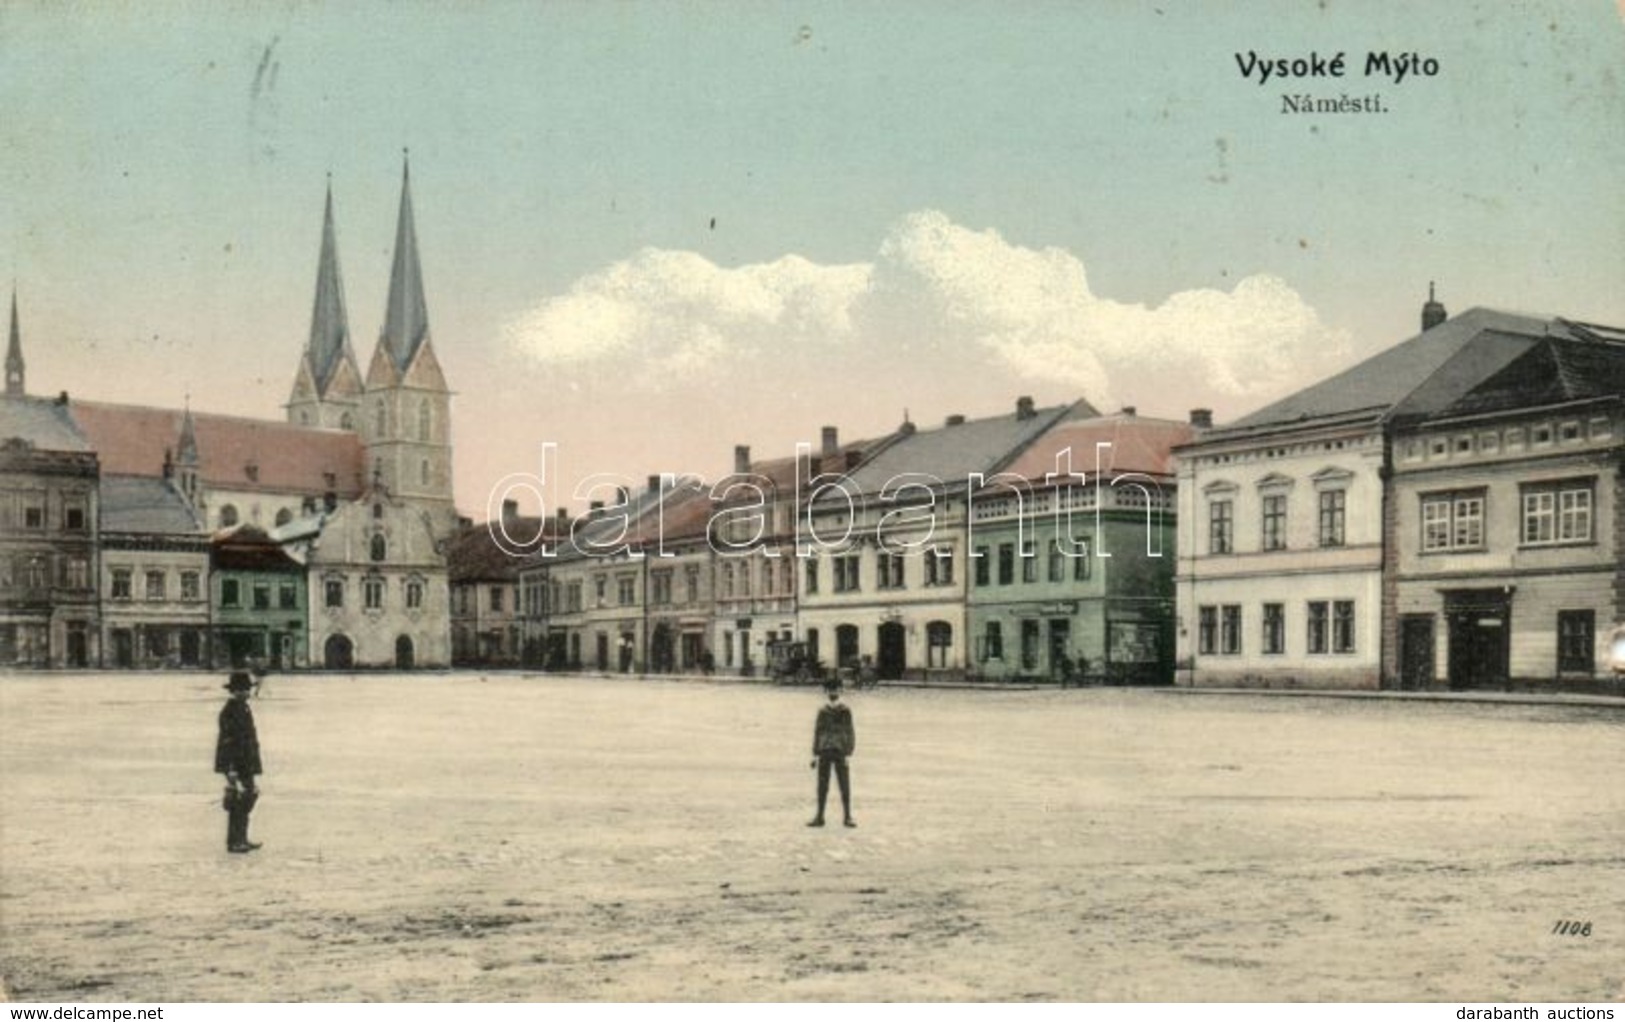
left=278, top=484, right=451, bottom=669
left=211, top=523, right=306, bottom=669
left=447, top=500, right=558, bottom=667
left=99, top=474, right=209, bottom=668
left=629, top=477, right=716, bottom=674
left=800, top=397, right=1073, bottom=680
left=520, top=479, right=702, bottom=674
left=1174, top=292, right=1611, bottom=690
left=1388, top=322, right=1625, bottom=691
left=0, top=369, right=99, bottom=667
left=967, top=407, right=1195, bottom=684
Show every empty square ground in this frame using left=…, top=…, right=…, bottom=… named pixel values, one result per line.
left=0, top=673, right=1620, bottom=1001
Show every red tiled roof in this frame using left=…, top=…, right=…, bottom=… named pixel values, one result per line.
left=70, top=401, right=366, bottom=498
left=998, top=413, right=1193, bottom=484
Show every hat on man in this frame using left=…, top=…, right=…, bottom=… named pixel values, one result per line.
left=224, top=671, right=255, bottom=692
left=822, top=677, right=842, bottom=693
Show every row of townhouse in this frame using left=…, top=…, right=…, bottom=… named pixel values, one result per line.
left=1175, top=296, right=1625, bottom=691
left=451, top=398, right=1198, bottom=684
left=0, top=162, right=459, bottom=670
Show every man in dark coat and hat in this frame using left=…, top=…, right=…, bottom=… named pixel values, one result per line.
left=216, top=671, right=264, bottom=853
left=808, top=678, right=857, bottom=828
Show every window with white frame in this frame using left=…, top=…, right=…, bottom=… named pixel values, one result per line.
left=1521, top=480, right=1593, bottom=546
left=1421, top=490, right=1485, bottom=551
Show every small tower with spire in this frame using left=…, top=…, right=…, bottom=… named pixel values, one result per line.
left=175, top=399, right=201, bottom=507
left=1421, top=282, right=1447, bottom=332
left=7, top=290, right=26, bottom=397
left=361, top=152, right=456, bottom=536
left=287, top=177, right=364, bottom=430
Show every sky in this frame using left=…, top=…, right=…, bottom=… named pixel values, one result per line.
left=2, top=1, right=1622, bottom=517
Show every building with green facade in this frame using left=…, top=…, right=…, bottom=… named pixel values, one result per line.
left=966, top=409, right=1195, bottom=684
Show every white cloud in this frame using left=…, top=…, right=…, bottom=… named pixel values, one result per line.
left=504, top=210, right=1348, bottom=411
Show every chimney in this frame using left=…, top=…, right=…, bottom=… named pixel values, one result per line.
left=1421, top=281, right=1447, bottom=331
left=615, top=486, right=630, bottom=507
left=162, top=447, right=174, bottom=479
left=555, top=507, right=569, bottom=527
left=1189, top=408, right=1214, bottom=429
left=589, top=500, right=605, bottom=513
left=502, top=498, right=518, bottom=523
left=898, top=419, right=917, bottom=436
left=647, top=474, right=662, bottom=494
left=1120, top=406, right=1137, bottom=417
left=821, top=426, right=839, bottom=457
left=734, top=444, right=751, bottom=474
left=945, top=414, right=966, bottom=427
left=56, top=390, right=68, bottom=406
left=1015, top=395, right=1035, bottom=420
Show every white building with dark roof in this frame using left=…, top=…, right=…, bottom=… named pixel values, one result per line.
left=1388, top=322, right=1625, bottom=691
left=1175, top=291, right=1623, bottom=691
left=98, top=474, right=210, bottom=668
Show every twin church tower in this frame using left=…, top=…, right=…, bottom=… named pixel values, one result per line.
left=287, top=158, right=455, bottom=532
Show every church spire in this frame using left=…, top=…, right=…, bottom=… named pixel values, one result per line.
left=307, top=177, right=353, bottom=392
left=6, top=289, right=24, bottom=396
left=177, top=398, right=199, bottom=465
left=380, top=152, right=430, bottom=371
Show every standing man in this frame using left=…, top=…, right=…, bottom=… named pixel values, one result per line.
left=808, top=678, right=857, bottom=828
left=216, top=671, right=263, bottom=854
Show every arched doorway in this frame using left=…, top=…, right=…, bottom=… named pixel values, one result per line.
left=396, top=634, right=415, bottom=670
left=324, top=634, right=354, bottom=670
left=877, top=621, right=906, bottom=680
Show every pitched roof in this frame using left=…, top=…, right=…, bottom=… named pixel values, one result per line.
left=448, top=515, right=560, bottom=582
left=0, top=395, right=94, bottom=453
left=70, top=400, right=366, bottom=496
left=998, top=410, right=1194, bottom=484
left=828, top=401, right=1074, bottom=498
left=100, top=474, right=203, bottom=535
left=1217, top=308, right=1554, bottom=436
left=212, top=523, right=303, bottom=571
left=379, top=158, right=431, bottom=372
left=1438, top=334, right=1625, bottom=420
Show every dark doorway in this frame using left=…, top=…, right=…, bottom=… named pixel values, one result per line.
left=835, top=624, right=859, bottom=669
left=112, top=629, right=134, bottom=669
left=324, top=633, right=354, bottom=670
left=650, top=624, right=674, bottom=673
left=1398, top=615, right=1435, bottom=690
left=180, top=630, right=201, bottom=667
left=877, top=621, right=906, bottom=680
left=66, top=624, right=88, bottom=668
left=1047, top=619, right=1072, bottom=680
left=395, top=635, right=415, bottom=670
left=1444, top=590, right=1511, bottom=690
